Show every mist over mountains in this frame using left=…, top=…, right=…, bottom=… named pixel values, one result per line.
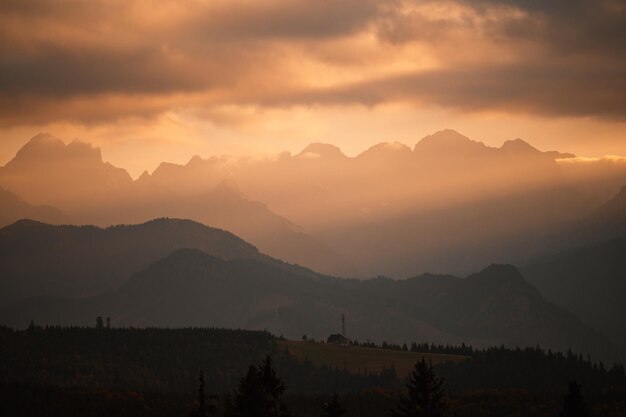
left=0, top=134, right=356, bottom=277
left=3, top=1, right=626, bottom=413
left=0, top=187, right=66, bottom=227
left=1, top=129, right=625, bottom=362
left=1, top=129, right=625, bottom=278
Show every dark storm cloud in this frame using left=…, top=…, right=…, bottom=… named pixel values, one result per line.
left=184, top=0, right=383, bottom=40
left=271, top=59, right=626, bottom=120
left=0, top=47, right=205, bottom=95
left=480, top=0, right=626, bottom=55
left=0, top=0, right=624, bottom=125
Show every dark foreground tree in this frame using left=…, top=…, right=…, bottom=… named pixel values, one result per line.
left=197, top=370, right=206, bottom=417
left=322, top=393, right=346, bottom=417
left=227, top=356, right=292, bottom=417
left=392, top=358, right=447, bottom=417
left=560, top=381, right=589, bottom=417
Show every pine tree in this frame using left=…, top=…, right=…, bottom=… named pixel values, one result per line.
left=322, top=393, right=346, bottom=417
left=560, top=381, right=589, bottom=417
left=197, top=370, right=206, bottom=417
left=392, top=358, right=447, bottom=417
left=228, top=356, right=292, bottom=417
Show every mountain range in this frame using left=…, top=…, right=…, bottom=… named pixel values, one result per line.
left=0, top=130, right=626, bottom=352
left=0, top=129, right=624, bottom=278
left=523, top=238, right=626, bottom=348
left=0, top=217, right=622, bottom=364
left=0, top=134, right=356, bottom=277
left=0, top=237, right=613, bottom=362
left=0, top=217, right=324, bottom=306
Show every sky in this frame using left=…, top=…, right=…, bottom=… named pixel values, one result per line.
left=1, top=0, right=625, bottom=177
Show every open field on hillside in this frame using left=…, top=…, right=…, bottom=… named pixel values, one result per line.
left=278, top=340, right=469, bottom=377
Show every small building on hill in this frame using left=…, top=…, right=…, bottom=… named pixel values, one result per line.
left=327, top=333, right=349, bottom=346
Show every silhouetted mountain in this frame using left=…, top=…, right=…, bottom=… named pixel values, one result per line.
left=0, top=187, right=66, bottom=227
left=140, top=154, right=228, bottom=193
left=3, top=130, right=619, bottom=279
left=355, top=142, right=413, bottom=168
left=238, top=130, right=588, bottom=276
left=0, top=133, right=132, bottom=208
left=320, top=184, right=594, bottom=277
left=523, top=238, right=626, bottom=349
left=532, top=184, right=626, bottom=258
left=584, top=184, right=626, bottom=237
left=500, top=138, right=542, bottom=155
left=96, top=182, right=358, bottom=277
left=1, top=249, right=614, bottom=361
left=0, top=135, right=355, bottom=276
left=0, top=218, right=268, bottom=305
left=415, top=132, right=573, bottom=160
left=499, top=138, right=575, bottom=159
left=413, top=129, right=492, bottom=156
left=297, top=143, right=347, bottom=160
left=357, top=265, right=610, bottom=357
left=358, top=141, right=412, bottom=158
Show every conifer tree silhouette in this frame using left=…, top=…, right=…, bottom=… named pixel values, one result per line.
left=228, top=356, right=292, bottom=417
left=392, top=358, right=447, bottom=417
left=322, top=393, right=346, bottom=417
left=560, top=381, right=589, bottom=417
left=197, top=370, right=206, bottom=417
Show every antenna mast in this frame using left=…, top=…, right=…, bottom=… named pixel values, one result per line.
left=341, top=313, right=346, bottom=337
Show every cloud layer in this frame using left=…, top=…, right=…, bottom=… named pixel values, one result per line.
left=1, top=0, right=625, bottom=126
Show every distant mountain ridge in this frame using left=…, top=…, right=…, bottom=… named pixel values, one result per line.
left=0, top=134, right=356, bottom=277
left=0, top=187, right=66, bottom=227
left=130, top=129, right=595, bottom=277
left=523, top=238, right=626, bottom=349
left=586, top=184, right=626, bottom=238
left=0, top=218, right=266, bottom=305
left=0, top=133, right=133, bottom=208
left=1, top=246, right=616, bottom=362
left=2, top=130, right=624, bottom=279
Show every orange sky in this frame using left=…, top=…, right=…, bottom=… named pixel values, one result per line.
left=1, top=0, right=625, bottom=177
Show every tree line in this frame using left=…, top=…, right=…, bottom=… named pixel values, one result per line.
left=1, top=325, right=625, bottom=416
left=193, top=356, right=592, bottom=417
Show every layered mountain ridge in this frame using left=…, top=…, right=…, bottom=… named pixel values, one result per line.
left=0, top=237, right=615, bottom=362
left=1, top=130, right=625, bottom=278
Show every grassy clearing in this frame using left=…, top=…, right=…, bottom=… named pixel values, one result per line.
left=278, top=340, right=469, bottom=377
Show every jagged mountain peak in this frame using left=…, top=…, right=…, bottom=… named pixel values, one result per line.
left=358, top=141, right=412, bottom=159
left=28, top=132, right=63, bottom=145
left=187, top=154, right=204, bottom=165
left=500, top=138, right=541, bottom=153
left=464, top=264, right=541, bottom=298
left=414, top=129, right=488, bottom=153
left=468, top=263, right=525, bottom=281
left=10, top=134, right=102, bottom=165
left=298, top=143, right=346, bottom=159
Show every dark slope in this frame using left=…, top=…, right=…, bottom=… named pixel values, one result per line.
left=116, top=182, right=359, bottom=278
left=0, top=218, right=264, bottom=305
left=2, top=250, right=613, bottom=361
left=537, top=184, right=626, bottom=255
left=581, top=184, right=626, bottom=240
left=523, top=238, right=626, bottom=348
